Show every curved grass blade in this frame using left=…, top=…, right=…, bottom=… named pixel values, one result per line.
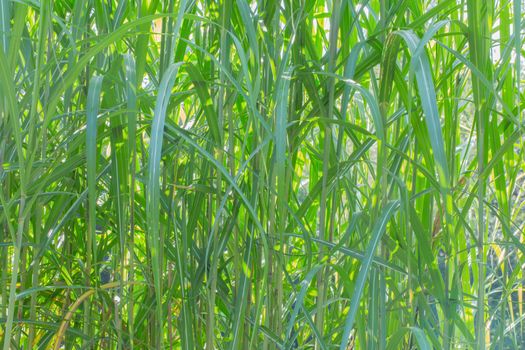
left=394, top=30, right=449, bottom=188
left=339, top=201, right=399, bottom=350
left=146, top=62, right=182, bottom=347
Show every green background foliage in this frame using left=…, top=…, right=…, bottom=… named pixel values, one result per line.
left=0, top=0, right=524, bottom=349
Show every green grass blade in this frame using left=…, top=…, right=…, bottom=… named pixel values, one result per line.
left=146, top=62, right=182, bottom=347
left=339, top=201, right=399, bottom=350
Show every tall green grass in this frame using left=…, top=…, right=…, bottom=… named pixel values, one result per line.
left=0, top=0, right=524, bottom=349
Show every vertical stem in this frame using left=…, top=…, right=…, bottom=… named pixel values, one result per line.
left=3, top=196, right=25, bottom=350
left=466, top=0, right=492, bottom=346
left=0, top=137, right=7, bottom=327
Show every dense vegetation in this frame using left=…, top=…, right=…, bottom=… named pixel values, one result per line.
left=0, top=0, right=524, bottom=349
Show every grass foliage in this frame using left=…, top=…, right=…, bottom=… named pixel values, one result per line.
left=1, top=0, right=525, bottom=348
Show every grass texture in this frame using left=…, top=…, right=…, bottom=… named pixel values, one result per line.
left=0, top=0, right=525, bottom=349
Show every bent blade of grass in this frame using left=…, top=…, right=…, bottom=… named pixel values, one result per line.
left=339, top=201, right=399, bottom=350
left=146, top=62, right=182, bottom=346
left=394, top=30, right=449, bottom=188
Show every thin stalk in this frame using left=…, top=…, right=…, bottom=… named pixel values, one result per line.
left=466, top=0, right=492, bottom=347
left=315, top=2, right=340, bottom=344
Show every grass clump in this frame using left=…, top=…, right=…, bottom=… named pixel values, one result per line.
left=0, top=0, right=524, bottom=349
